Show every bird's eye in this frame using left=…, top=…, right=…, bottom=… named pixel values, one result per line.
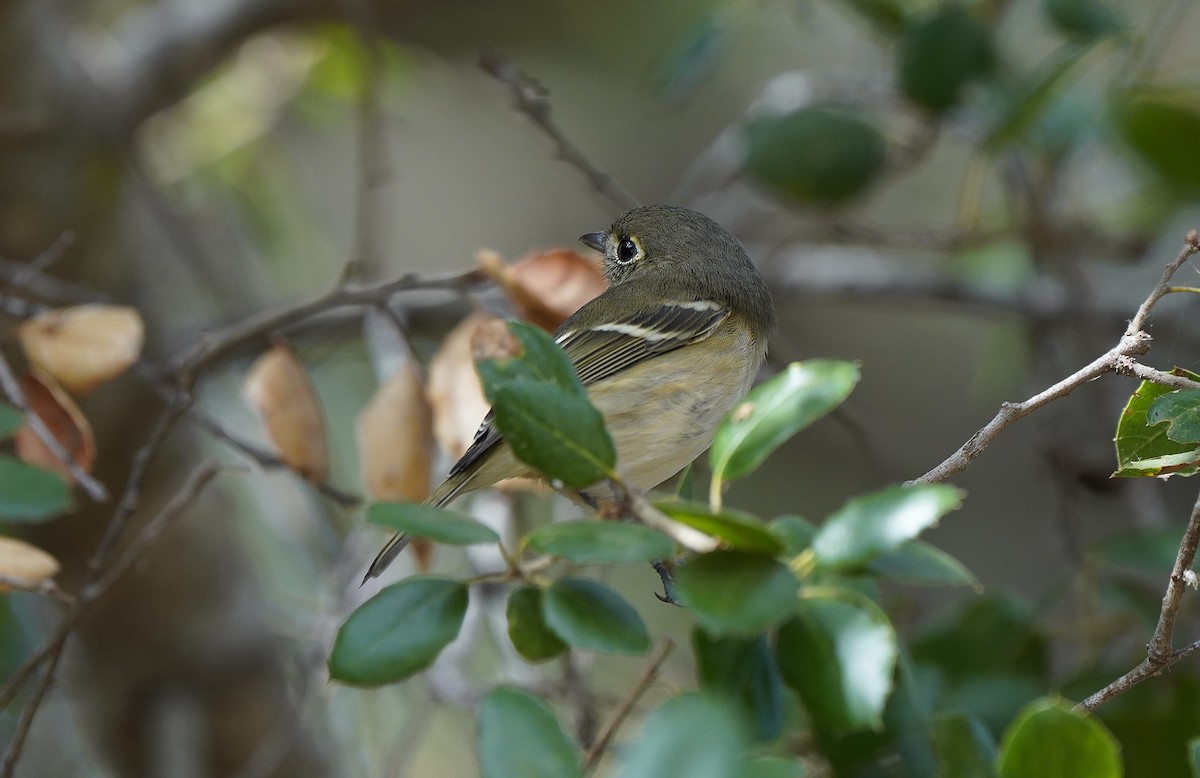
left=616, top=236, right=640, bottom=264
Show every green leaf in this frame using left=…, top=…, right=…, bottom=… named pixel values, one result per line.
left=506, top=587, right=567, bottom=663
left=656, top=501, right=783, bottom=554
left=869, top=540, right=981, bottom=590
left=743, top=108, right=887, bottom=205
left=366, top=502, right=500, bottom=545
left=476, top=321, right=616, bottom=489
left=1189, top=737, right=1200, bottom=778
left=0, top=403, right=22, bottom=440
left=0, top=458, right=71, bottom=523
left=477, top=320, right=587, bottom=396
left=934, top=712, right=997, bottom=778
left=812, top=484, right=963, bottom=569
left=777, top=589, right=899, bottom=732
left=675, top=551, right=800, bottom=636
left=693, top=630, right=784, bottom=741
left=898, top=5, right=995, bottom=113
left=1114, top=369, right=1200, bottom=477
left=619, top=692, right=748, bottom=778
left=487, top=382, right=615, bottom=489
left=710, top=360, right=860, bottom=488
left=526, top=521, right=672, bottom=564
left=1113, top=91, right=1200, bottom=199
left=1045, top=0, right=1125, bottom=42
left=477, top=686, right=582, bottom=778
left=770, top=515, right=817, bottom=556
left=1148, top=389, right=1200, bottom=443
left=997, top=698, right=1121, bottom=778
left=329, top=577, right=468, bottom=686
left=1119, top=451, right=1200, bottom=478
left=542, top=578, right=649, bottom=655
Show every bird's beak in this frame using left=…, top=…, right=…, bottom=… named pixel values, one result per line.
left=579, top=231, right=607, bottom=253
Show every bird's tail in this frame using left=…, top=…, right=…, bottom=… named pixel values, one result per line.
left=361, top=470, right=473, bottom=583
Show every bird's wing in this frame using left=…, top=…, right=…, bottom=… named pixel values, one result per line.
left=447, top=300, right=730, bottom=478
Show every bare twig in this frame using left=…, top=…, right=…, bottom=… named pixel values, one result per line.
left=0, top=576, right=74, bottom=605
left=582, top=639, right=674, bottom=774
left=912, top=233, right=1200, bottom=485
left=0, top=232, right=81, bottom=301
left=340, top=23, right=387, bottom=285
left=0, top=350, right=109, bottom=502
left=0, top=463, right=225, bottom=776
left=172, top=268, right=487, bottom=384
left=479, top=52, right=641, bottom=214
left=1077, top=484, right=1200, bottom=712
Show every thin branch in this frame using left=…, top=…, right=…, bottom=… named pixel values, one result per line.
left=912, top=233, right=1200, bottom=485
left=0, top=232, right=84, bottom=302
left=0, top=350, right=109, bottom=502
left=0, top=576, right=74, bottom=605
left=479, top=52, right=641, bottom=214
left=1077, top=484, right=1200, bottom=712
left=582, top=639, right=674, bottom=774
left=340, top=23, right=387, bottom=286
left=171, top=268, right=487, bottom=384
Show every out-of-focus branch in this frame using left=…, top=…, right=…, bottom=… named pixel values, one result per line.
left=479, top=52, right=641, bottom=214
left=582, top=639, right=674, bottom=774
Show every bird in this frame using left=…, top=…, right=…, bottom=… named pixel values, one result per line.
left=365, top=204, right=777, bottom=580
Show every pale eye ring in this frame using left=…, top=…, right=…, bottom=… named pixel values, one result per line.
left=616, top=236, right=639, bottom=264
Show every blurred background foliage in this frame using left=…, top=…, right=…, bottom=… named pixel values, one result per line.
left=3, top=0, right=1200, bottom=775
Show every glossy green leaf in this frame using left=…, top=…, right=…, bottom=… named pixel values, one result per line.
left=777, top=589, right=899, bottom=732
left=997, top=698, right=1121, bottom=778
left=506, top=587, right=567, bottom=663
left=1045, top=0, right=1125, bottom=42
left=898, top=5, right=995, bottom=113
left=0, top=403, right=22, bottom=439
left=869, top=540, right=981, bottom=590
left=1114, top=370, right=1200, bottom=477
left=477, top=320, right=587, bottom=396
left=812, top=484, right=963, bottom=569
left=743, top=108, right=887, bottom=205
left=619, top=692, right=747, bottom=778
left=656, top=501, right=782, bottom=554
left=329, top=577, right=468, bottom=686
left=542, top=578, right=649, bottom=655
left=366, top=502, right=499, bottom=545
left=770, top=515, right=817, bottom=556
left=477, top=686, right=582, bottom=778
left=476, top=321, right=615, bottom=488
left=934, top=713, right=997, bottom=778
left=526, top=521, right=672, bottom=564
left=487, top=383, right=615, bottom=489
left=1114, top=91, right=1200, bottom=199
left=694, top=630, right=784, bottom=742
left=0, top=457, right=71, bottom=523
left=675, top=551, right=799, bottom=636
left=711, top=361, right=859, bottom=488
left=1148, top=389, right=1200, bottom=443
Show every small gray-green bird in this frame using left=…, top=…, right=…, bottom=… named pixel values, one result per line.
left=366, top=205, right=776, bottom=580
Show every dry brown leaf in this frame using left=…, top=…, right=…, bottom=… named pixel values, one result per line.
left=427, top=312, right=497, bottom=461
left=0, top=536, right=60, bottom=591
left=15, top=368, right=96, bottom=481
left=242, top=341, right=328, bottom=481
left=356, top=363, right=433, bottom=502
left=478, top=248, right=605, bottom=332
left=18, top=304, right=145, bottom=394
